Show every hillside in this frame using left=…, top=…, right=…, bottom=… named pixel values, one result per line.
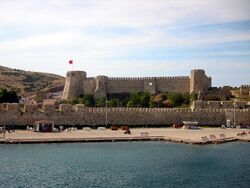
left=0, top=65, right=65, bottom=97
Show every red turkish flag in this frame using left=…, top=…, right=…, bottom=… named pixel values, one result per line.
left=69, top=60, right=73, bottom=64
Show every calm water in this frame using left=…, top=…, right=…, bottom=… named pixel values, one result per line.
left=0, top=142, right=250, bottom=188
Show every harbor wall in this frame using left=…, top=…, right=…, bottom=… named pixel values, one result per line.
left=0, top=103, right=249, bottom=126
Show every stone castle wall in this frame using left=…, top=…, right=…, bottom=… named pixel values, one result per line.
left=0, top=103, right=249, bottom=126
left=82, top=78, right=96, bottom=94
left=240, top=85, right=250, bottom=95
left=155, top=76, right=190, bottom=93
left=62, top=69, right=211, bottom=99
left=192, top=101, right=249, bottom=109
left=106, top=76, right=190, bottom=94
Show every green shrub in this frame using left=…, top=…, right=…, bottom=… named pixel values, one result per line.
left=22, top=75, right=40, bottom=82
left=79, top=94, right=95, bottom=107
left=167, top=93, right=190, bottom=107
left=70, top=98, right=79, bottom=105
left=126, top=101, right=133, bottom=108
left=0, top=89, right=19, bottom=103
left=96, top=97, right=106, bottom=107
left=109, top=98, right=119, bottom=107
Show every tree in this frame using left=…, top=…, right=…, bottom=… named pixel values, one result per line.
left=151, top=94, right=161, bottom=107
left=109, top=98, right=119, bottom=107
left=130, top=93, right=141, bottom=107
left=140, top=92, right=150, bottom=107
left=80, top=94, right=95, bottom=107
left=70, top=98, right=79, bottom=105
left=126, top=101, right=133, bottom=108
left=167, top=93, right=184, bottom=107
left=96, top=97, right=106, bottom=107
left=128, top=92, right=151, bottom=107
left=150, top=93, right=167, bottom=108
left=183, top=93, right=191, bottom=105
left=0, top=89, right=19, bottom=103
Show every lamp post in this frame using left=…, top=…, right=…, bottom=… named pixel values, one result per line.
left=234, top=102, right=237, bottom=127
left=105, top=100, right=109, bottom=128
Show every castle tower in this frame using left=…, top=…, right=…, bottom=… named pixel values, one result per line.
left=62, top=71, right=87, bottom=99
left=94, top=76, right=108, bottom=99
left=190, top=69, right=212, bottom=94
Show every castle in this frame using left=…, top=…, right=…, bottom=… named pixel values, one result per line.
left=62, top=69, right=212, bottom=99
left=1, top=69, right=249, bottom=128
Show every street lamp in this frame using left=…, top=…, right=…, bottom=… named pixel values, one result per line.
left=234, top=102, right=237, bottom=127
left=105, top=100, right=109, bottom=128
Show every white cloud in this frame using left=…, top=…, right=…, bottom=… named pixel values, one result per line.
left=0, top=30, right=82, bottom=51
left=0, top=0, right=250, bottom=28
left=0, top=25, right=249, bottom=57
left=0, top=0, right=249, bottom=86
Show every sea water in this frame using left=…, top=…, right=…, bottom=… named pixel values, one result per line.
left=0, top=142, right=249, bottom=188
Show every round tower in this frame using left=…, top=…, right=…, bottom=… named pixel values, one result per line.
left=62, top=71, right=87, bottom=99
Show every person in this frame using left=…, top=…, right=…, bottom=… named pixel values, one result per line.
left=124, top=127, right=131, bottom=134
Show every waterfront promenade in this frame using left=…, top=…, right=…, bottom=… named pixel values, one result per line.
left=1, top=128, right=249, bottom=144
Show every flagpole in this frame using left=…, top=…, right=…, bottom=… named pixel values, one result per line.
left=69, top=60, right=73, bottom=71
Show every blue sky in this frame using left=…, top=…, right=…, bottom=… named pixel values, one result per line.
left=0, top=0, right=249, bottom=86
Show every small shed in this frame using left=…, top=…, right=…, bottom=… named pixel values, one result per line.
left=34, top=120, right=55, bottom=132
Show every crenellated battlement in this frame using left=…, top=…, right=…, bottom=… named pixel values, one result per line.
left=231, top=87, right=240, bottom=90
left=211, top=86, right=240, bottom=90
left=62, top=69, right=209, bottom=99
left=108, top=76, right=190, bottom=81
left=241, top=85, right=250, bottom=88
left=1, top=103, right=249, bottom=113
left=192, top=101, right=249, bottom=109
left=192, top=69, right=205, bottom=73
left=0, top=103, right=249, bottom=126
left=96, top=75, right=108, bottom=80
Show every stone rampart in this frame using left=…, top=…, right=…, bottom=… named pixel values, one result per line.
left=62, top=69, right=211, bottom=99
left=192, top=101, right=248, bottom=109
left=156, top=77, right=190, bottom=93
left=108, top=76, right=189, bottom=80
left=82, top=78, right=96, bottom=94
left=240, top=85, right=250, bottom=95
left=107, top=79, right=144, bottom=93
left=241, top=85, right=250, bottom=88
left=0, top=104, right=249, bottom=126
left=106, top=76, right=190, bottom=94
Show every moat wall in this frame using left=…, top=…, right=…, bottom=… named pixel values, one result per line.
left=0, top=103, right=249, bottom=126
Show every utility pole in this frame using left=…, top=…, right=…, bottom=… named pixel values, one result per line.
left=105, top=100, right=109, bottom=128
left=234, top=102, right=237, bottom=127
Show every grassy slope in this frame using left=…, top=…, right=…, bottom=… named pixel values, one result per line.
left=0, top=65, right=65, bottom=97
